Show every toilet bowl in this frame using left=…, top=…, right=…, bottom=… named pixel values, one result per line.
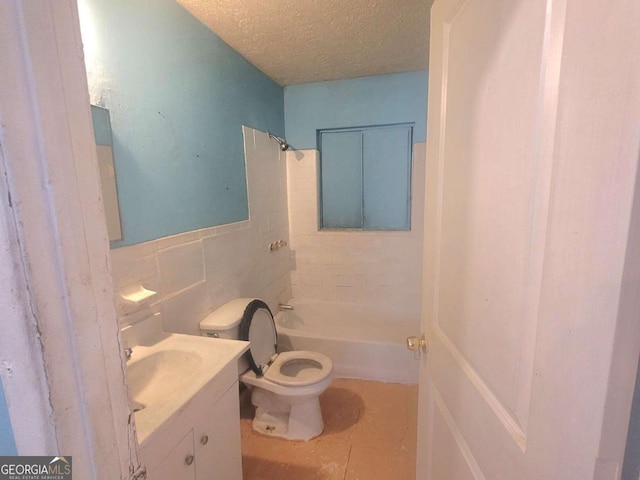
left=200, top=298, right=333, bottom=441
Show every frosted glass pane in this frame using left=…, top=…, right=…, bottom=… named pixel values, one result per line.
left=320, top=131, right=363, bottom=228
left=363, top=126, right=412, bottom=230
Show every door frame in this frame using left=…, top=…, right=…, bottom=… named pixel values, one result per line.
left=2, top=0, right=639, bottom=478
left=0, top=1, right=140, bottom=478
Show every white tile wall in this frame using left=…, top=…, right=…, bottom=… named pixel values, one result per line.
left=110, top=133, right=425, bottom=332
left=286, top=144, right=426, bottom=320
left=158, top=241, right=204, bottom=296
left=110, top=126, right=292, bottom=333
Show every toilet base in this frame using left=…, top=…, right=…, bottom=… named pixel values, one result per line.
left=250, top=387, right=324, bottom=441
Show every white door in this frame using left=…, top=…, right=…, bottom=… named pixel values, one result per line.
left=416, top=0, right=640, bottom=478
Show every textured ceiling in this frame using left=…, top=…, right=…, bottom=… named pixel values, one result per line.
left=176, top=0, right=432, bottom=86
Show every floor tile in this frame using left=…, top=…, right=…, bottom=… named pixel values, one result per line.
left=243, top=432, right=350, bottom=480
left=349, top=380, right=412, bottom=413
left=241, top=378, right=418, bottom=480
left=345, top=445, right=414, bottom=480
left=401, top=384, right=419, bottom=454
left=348, top=405, right=408, bottom=450
left=319, top=383, right=363, bottom=444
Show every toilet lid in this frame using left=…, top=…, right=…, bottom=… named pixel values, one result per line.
left=239, top=299, right=277, bottom=376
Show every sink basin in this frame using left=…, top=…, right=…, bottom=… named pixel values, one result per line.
left=122, top=318, right=249, bottom=444
left=128, top=349, right=203, bottom=406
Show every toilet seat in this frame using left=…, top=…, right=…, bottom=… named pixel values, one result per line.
left=239, top=300, right=333, bottom=387
left=264, top=351, right=332, bottom=387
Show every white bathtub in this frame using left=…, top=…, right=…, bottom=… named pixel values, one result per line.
left=275, top=298, right=420, bottom=384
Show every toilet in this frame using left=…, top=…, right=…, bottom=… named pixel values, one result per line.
left=200, top=298, right=333, bottom=441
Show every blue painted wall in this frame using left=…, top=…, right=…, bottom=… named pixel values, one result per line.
left=284, top=71, right=428, bottom=150
left=0, top=383, right=16, bottom=455
left=83, top=0, right=284, bottom=246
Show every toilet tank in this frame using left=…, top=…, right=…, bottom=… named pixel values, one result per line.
left=199, top=298, right=255, bottom=339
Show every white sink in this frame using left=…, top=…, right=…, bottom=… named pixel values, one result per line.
left=128, top=349, right=203, bottom=408
left=122, top=316, right=249, bottom=444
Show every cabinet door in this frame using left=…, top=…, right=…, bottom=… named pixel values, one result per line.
left=147, top=430, right=196, bottom=480
left=194, top=382, right=242, bottom=480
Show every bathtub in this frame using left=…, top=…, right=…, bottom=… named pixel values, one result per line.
left=275, top=298, right=420, bottom=384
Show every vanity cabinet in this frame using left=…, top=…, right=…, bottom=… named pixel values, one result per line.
left=192, top=382, right=242, bottom=479
left=146, top=430, right=196, bottom=480
left=139, top=366, right=243, bottom=480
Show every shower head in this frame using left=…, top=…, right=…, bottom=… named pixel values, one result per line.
left=268, top=132, right=289, bottom=151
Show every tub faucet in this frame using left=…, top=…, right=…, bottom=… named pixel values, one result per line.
left=124, top=347, right=133, bottom=361
left=278, top=303, right=294, bottom=311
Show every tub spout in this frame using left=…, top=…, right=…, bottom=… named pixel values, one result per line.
left=278, top=303, right=294, bottom=311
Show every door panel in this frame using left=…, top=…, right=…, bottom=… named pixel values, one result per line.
left=429, top=0, right=547, bottom=455
left=429, top=387, right=482, bottom=480
left=418, top=0, right=640, bottom=478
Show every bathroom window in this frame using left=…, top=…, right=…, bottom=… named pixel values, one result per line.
left=319, top=124, right=413, bottom=230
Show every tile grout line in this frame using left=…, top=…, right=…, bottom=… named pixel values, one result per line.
left=343, top=444, right=353, bottom=480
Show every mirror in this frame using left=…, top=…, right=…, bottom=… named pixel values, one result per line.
left=90, top=105, right=123, bottom=242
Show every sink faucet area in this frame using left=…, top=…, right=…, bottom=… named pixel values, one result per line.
left=121, top=314, right=249, bottom=446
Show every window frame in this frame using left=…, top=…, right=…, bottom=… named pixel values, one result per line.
left=317, top=123, right=414, bottom=232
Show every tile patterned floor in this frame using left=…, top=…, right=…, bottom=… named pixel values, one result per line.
left=240, top=378, right=418, bottom=480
